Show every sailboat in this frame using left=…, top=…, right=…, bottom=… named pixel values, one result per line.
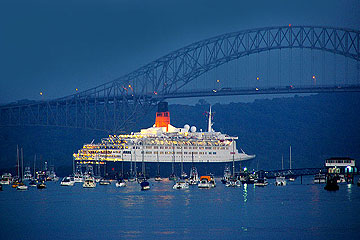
left=139, top=142, right=150, bottom=190
left=180, top=147, right=188, bottom=180
left=154, top=152, right=162, bottom=181
left=288, top=145, right=296, bottom=182
left=188, top=153, right=199, bottom=185
left=128, top=148, right=136, bottom=182
left=12, top=146, right=21, bottom=188
left=168, top=145, right=177, bottom=181
left=17, top=147, right=28, bottom=190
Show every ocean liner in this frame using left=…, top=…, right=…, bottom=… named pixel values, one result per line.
left=73, top=102, right=255, bottom=176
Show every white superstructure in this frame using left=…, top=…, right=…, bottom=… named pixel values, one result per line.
left=73, top=103, right=255, bottom=165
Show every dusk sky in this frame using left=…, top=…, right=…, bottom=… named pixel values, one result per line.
left=0, top=0, right=359, bottom=104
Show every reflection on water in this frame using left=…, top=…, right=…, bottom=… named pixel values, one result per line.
left=0, top=176, right=359, bottom=240
left=243, top=183, right=248, bottom=203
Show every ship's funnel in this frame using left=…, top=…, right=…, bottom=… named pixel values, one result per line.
left=155, top=102, right=170, bottom=131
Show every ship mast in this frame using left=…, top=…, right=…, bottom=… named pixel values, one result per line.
left=208, top=106, right=213, bottom=132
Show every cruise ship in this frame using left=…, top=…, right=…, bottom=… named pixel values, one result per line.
left=73, top=102, right=255, bottom=176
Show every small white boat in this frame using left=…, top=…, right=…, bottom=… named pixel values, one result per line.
left=154, top=176, right=163, bottom=181
left=0, top=173, right=12, bottom=185
left=23, top=167, right=33, bottom=181
left=313, top=173, right=326, bottom=184
left=16, top=182, right=28, bottom=190
left=173, top=180, right=189, bottom=189
left=189, top=167, right=199, bottom=185
left=198, top=176, right=212, bottom=188
left=337, top=175, right=346, bottom=183
left=254, top=178, right=268, bottom=187
left=83, top=177, right=96, bottom=188
left=60, top=176, right=75, bottom=186
left=73, top=173, right=84, bottom=183
left=99, top=179, right=111, bottom=185
left=115, top=179, right=126, bottom=187
left=275, top=176, right=286, bottom=186
left=226, top=179, right=241, bottom=187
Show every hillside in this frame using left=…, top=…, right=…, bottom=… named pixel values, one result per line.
left=0, top=93, right=359, bottom=175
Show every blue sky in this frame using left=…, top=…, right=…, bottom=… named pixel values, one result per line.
left=0, top=0, right=359, bottom=103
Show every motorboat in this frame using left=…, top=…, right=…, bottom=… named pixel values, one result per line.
left=198, top=176, right=212, bottom=188
left=99, top=178, right=111, bottom=185
left=37, top=181, right=46, bottom=189
left=73, top=173, right=84, bottom=183
left=60, top=176, right=75, bottom=186
left=16, top=182, right=28, bottom=190
left=324, top=175, right=339, bottom=191
left=0, top=173, right=12, bottom=185
left=254, top=178, right=268, bottom=187
left=140, top=181, right=150, bottom=190
left=83, top=177, right=96, bottom=188
left=154, top=175, right=163, bottom=181
left=275, top=176, right=286, bottom=186
left=180, top=172, right=188, bottom=180
left=337, top=175, right=346, bottom=183
left=23, top=167, right=33, bottom=181
left=29, top=179, right=37, bottom=187
left=209, top=175, right=216, bottom=188
left=226, top=179, right=241, bottom=187
left=116, top=179, right=126, bottom=187
left=188, top=167, right=199, bottom=185
left=168, top=173, right=177, bottom=181
left=173, top=180, right=189, bottom=189
left=313, top=173, right=326, bottom=184
left=221, top=165, right=231, bottom=184
left=12, top=179, right=20, bottom=188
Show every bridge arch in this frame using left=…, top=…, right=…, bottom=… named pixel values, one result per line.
left=1, top=25, right=359, bottom=132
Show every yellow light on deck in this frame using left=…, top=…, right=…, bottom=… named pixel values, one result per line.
left=40, top=92, right=43, bottom=96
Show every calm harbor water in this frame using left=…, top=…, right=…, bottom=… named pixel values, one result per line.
left=1, top=176, right=359, bottom=240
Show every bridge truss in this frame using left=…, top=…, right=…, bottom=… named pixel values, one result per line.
left=1, top=25, right=360, bottom=132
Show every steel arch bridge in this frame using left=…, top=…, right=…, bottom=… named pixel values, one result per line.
left=1, top=25, right=360, bottom=132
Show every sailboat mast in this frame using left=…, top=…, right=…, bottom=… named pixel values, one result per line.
left=289, top=145, right=292, bottom=170
left=281, top=154, right=284, bottom=170
left=181, top=146, right=184, bottom=174
left=21, top=148, right=24, bottom=181
left=232, top=140, right=235, bottom=176
left=142, top=142, right=145, bottom=176
left=172, top=144, right=175, bottom=175
left=17, top=145, right=20, bottom=178
left=208, top=106, right=212, bottom=132
left=121, top=152, right=124, bottom=177
left=34, top=154, right=36, bottom=177
left=157, top=151, right=160, bottom=176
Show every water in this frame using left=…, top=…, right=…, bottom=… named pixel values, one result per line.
left=1, top=176, right=359, bottom=240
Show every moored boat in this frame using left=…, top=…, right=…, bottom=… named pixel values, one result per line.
left=173, top=180, right=189, bottom=189
left=16, top=182, right=28, bottom=190
left=140, top=181, right=150, bottom=190
left=254, top=178, right=268, bottom=187
left=60, top=176, right=75, bottom=186
left=275, top=176, right=286, bottom=186
left=99, top=178, right=111, bottom=185
left=198, top=176, right=212, bottom=188
left=324, top=174, right=339, bottom=191
left=221, top=165, right=231, bottom=184
left=83, top=177, right=96, bottom=188
left=188, top=166, right=199, bottom=185
left=313, top=173, right=326, bottom=184
left=0, top=173, right=12, bottom=185
left=37, top=181, right=46, bottom=189
left=115, top=179, right=126, bottom=187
